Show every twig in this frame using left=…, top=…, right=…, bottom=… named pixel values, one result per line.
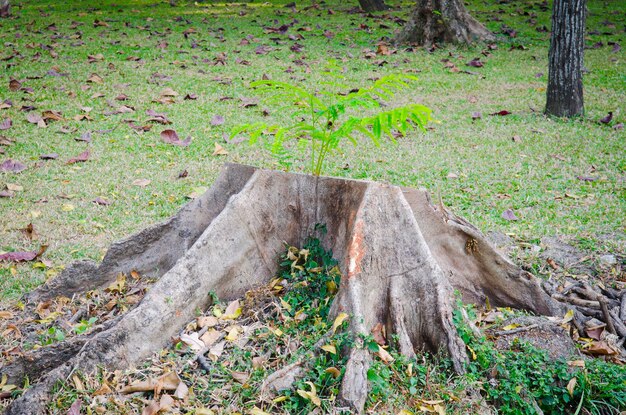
left=620, top=292, right=626, bottom=322
left=196, top=353, right=212, bottom=373
left=599, top=299, right=616, bottom=335
left=608, top=309, right=626, bottom=338
left=495, top=324, right=538, bottom=336
left=552, top=293, right=600, bottom=308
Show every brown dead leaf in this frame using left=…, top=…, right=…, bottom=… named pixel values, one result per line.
left=0, top=311, right=14, bottom=319
left=141, top=400, right=160, bottom=415
left=66, top=149, right=90, bottom=164
left=212, top=142, right=228, bottom=156
left=197, top=316, right=218, bottom=328
left=231, top=371, right=250, bottom=384
left=87, top=73, right=104, bottom=84
left=121, top=371, right=180, bottom=394
left=21, top=223, right=38, bottom=241
left=583, top=340, right=618, bottom=356
left=160, top=87, right=178, bottom=97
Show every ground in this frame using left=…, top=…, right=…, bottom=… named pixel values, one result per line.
left=0, top=0, right=625, bottom=413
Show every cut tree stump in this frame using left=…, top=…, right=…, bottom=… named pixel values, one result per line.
left=1, top=163, right=591, bottom=414
left=394, top=0, right=494, bottom=47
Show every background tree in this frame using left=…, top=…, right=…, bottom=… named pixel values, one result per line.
left=358, top=0, right=388, bottom=12
left=545, top=0, right=586, bottom=117
left=395, top=0, right=494, bottom=46
left=0, top=0, right=9, bottom=18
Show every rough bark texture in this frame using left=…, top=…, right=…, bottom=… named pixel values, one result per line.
left=0, top=0, right=9, bottom=18
left=545, top=0, right=586, bottom=117
left=394, top=0, right=494, bottom=46
left=3, top=163, right=567, bottom=414
left=358, top=0, right=388, bottom=12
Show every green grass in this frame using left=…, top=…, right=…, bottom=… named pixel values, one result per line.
left=0, top=0, right=624, bottom=302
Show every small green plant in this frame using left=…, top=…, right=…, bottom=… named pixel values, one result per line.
left=232, top=65, right=432, bottom=176
left=72, top=317, right=97, bottom=335
left=40, top=326, right=65, bottom=345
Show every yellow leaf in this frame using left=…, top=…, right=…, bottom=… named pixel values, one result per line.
left=280, top=298, right=292, bottom=312
left=248, top=407, right=271, bottom=415
left=296, top=382, right=321, bottom=407
left=213, top=306, right=223, bottom=318
left=326, top=280, right=337, bottom=294
left=406, top=363, right=413, bottom=377
left=324, top=367, right=341, bottom=378
left=273, top=327, right=283, bottom=337
left=225, top=326, right=240, bottom=341
left=501, top=323, right=521, bottom=331
left=272, top=396, right=288, bottom=403
left=466, top=345, right=477, bottom=360
left=562, top=309, right=575, bottom=324
left=222, top=299, right=241, bottom=320
left=397, top=410, right=413, bottom=415
left=331, top=312, right=349, bottom=333
left=195, top=409, right=215, bottom=415
left=105, top=273, right=126, bottom=293
left=566, top=378, right=577, bottom=396
left=72, top=374, right=85, bottom=391
left=62, top=203, right=75, bottom=212
left=321, top=344, right=336, bottom=354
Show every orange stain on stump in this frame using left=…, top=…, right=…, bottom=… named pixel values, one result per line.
left=347, top=219, right=365, bottom=279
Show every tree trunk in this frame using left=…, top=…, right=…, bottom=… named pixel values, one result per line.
left=0, top=0, right=9, bottom=18
left=358, top=0, right=388, bottom=12
left=0, top=163, right=596, bottom=414
left=395, top=0, right=494, bottom=46
left=545, top=0, right=586, bottom=117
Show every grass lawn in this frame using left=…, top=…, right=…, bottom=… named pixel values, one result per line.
left=0, top=0, right=625, bottom=413
left=0, top=0, right=624, bottom=300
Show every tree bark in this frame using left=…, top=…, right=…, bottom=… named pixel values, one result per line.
left=358, top=0, right=388, bottom=12
left=395, top=0, right=494, bottom=46
left=0, top=0, right=9, bottom=18
left=545, top=0, right=586, bottom=117
left=0, top=164, right=582, bottom=414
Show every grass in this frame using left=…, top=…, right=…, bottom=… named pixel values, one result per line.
left=0, top=0, right=624, bottom=300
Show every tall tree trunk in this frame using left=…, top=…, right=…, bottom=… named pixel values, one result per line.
left=395, top=0, right=494, bottom=46
left=545, top=0, right=586, bottom=117
left=0, top=0, right=9, bottom=18
left=358, top=0, right=388, bottom=12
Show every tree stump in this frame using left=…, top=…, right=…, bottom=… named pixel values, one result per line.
left=2, top=163, right=568, bottom=414
left=394, top=0, right=494, bottom=47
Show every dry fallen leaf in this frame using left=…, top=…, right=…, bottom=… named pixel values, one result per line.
left=213, top=142, right=228, bottom=156
left=132, top=178, right=151, bottom=187
left=566, top=377, right=577, bottom=396
left=231, top=371, right=250, bottom=384
left=121, top=371, right=180, bottom=394
left=377, top=345, right=395, bottom=363
left=180, top=332, right=205, bottom=351
left=200, top=329, right=221, bottom=347
left=331, top=312, right=349, bottom=333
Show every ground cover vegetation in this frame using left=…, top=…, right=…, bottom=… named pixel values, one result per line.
left=0, top=0, right=625, bottom=413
